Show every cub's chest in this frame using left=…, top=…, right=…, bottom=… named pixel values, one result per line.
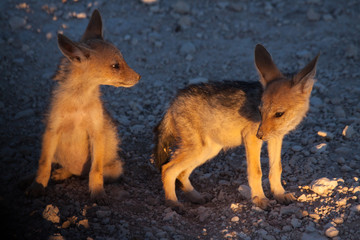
left=58, top=107, right=103, bottom=132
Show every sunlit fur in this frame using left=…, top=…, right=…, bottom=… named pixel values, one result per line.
left=154, top=44, right=318, bottom=211
left=26, top=10, right=140, bottom=204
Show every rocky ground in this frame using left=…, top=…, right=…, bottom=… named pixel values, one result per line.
left=1, top=0, right=360, bottom=239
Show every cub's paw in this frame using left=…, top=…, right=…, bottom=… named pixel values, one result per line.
left=252, top=196, right=271, bottom=210
left=91, top=190, right=109, bottom=205
left=26, top=181, right=45, bottom=197
left=165, top=200, right=185, bottom=215
left=51, top=168, right=72, bottom=181
left=274, top=192, right=296, bottom=205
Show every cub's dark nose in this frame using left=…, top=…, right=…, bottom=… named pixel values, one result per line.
left=256, top=129, right=264, bottom=140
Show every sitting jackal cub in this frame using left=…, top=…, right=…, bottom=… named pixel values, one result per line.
left=154, top=44, right=318, bottom=210
left=26, top=10, right=141, bottom=203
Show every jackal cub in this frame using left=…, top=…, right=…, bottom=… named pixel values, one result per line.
left=26, top=10, right=141, bottom=203
left=154, top=44, right=318, bottom=210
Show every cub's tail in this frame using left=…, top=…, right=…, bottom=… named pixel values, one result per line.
left=153, top=112, right=175, bottom=169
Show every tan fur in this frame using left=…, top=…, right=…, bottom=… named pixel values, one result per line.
left=26, top=10, right=141, bottom=204
left=154, top=44, right=319, bottom=211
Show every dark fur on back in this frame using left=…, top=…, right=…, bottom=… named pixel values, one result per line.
left=153, top=80, right=263, bottom=169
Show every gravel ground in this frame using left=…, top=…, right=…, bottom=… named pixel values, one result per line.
left=1, top=0, right=360, bottom=239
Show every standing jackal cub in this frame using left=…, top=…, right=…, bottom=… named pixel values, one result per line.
left=154, top=44, right=318, bottom=210
left=26, top=10, right=140, bottom=203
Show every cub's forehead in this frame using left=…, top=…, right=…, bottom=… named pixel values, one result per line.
left=261, top=79, right=296, bottom=107
left=87, top=40, right=123, bottom=57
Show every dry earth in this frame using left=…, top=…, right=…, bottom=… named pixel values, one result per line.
left=0, top=0, right=360, bottom=239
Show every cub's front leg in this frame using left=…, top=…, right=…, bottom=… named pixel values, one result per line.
left=89, top=131, right=107, bottom=205
left=244, top=134, right=270, bottom=210
left=26, top=130, right=59, bottom=197
left=268, top=137, right=296, bottom=204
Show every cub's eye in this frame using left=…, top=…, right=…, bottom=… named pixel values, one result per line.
left=112, top=63, right=120, bottom=69
left=275, top=112, right=285, bottom=118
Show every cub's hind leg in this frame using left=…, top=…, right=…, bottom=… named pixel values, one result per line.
left=103, top=158, right=123, bottom=182
left=161, top=149, right=193, bottom=211
left=177, top=142, right=222, bottom=204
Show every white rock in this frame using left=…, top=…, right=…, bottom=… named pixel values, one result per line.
left=9, top=16, right=27, bottom=30
left=325, top=226, right=339, bottom=238
left=341, top=165, right=352, bottom=172
left=130, top=124, right=145, bottom=134
left=173, top=1, right=190, bottom=14
left=238, top=185, right=251, bottom=200
left=335, top=147, right=351, bottom=154
left=231, top=216, right=239, bottom=222
left=141, top=0, right=158, bottom=4
left=14, top=109, right=35, bottom=120
left=197, top=206, right=211, bottom=222
left=227, top=3, right=244, bottom=12
left=96, top=210, right=111, bottom=218
left=310, top=143, right=327, bottom=154
left=76, top=12, right=87, bottom=19
left=337, top=157, right=345, bottom=165
left=282, top=225, right=292, bottom=232
left=345, top=44, right=358, bottom=59
left=42, top=204, right=60, bottom=223
left=163, top=211, right=178, bottom=221
left=178, top=15, right=192, bottom=29
left=296, top=49, right=311, bottom=59
left=336, top=198, right=347, bottom=207
left=180, top=42, right=196, bottom=55
left=334, top=106, right=346, bottom=118
left=342, top=125, right=356, bottom=139
left=333, top=217, right=344, bottom=224
left=302, top=232, right=327, bottom=240
left=297, top=194, right=307, bottom=202
left=310, top=96, right=323, bottom=108
left=189, top=77, right=208, bottom=84
left=307, top=8, right=320, bottom=21
left=353, top=186, right=360, bottom=194
left=280, top=206, right=300, bottom=216
left=291, top=218, right=302, bottom=228
left=291, top=145, right=303, bottom=152
left=310, top=177, right=338, bottom=196
left=350, top=204, right=360, bottom=213
left=256, top=229, right=268, bottom=238
left=323, top=14, right=334, bottom=21
left=317, top=131, right=334, bottom=140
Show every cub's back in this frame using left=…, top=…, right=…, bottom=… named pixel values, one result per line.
left=172, top=81, right=262, bottom=120
left=169, top=81, right=263, bottom=146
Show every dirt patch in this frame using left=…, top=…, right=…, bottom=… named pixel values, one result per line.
left=1, top=0, right=359, bottom=239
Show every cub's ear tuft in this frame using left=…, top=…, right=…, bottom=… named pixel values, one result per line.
left=292, top=53, right=319, bottom=94
left=81, top=9, right=103, bottom=42
left=254, top=44, right=283, bottom=87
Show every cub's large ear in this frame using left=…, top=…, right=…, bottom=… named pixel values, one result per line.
left=58, top=34, right=91, bottom=63
left=81, top=9, right=103, bottom=42
left=292, top=54, right=319, bottom=95
left=255, top=44, right=283, bottom=87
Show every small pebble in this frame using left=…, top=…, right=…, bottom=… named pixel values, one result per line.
left=307, top=8, right=320, bottom=21
left=325, top=226, right=339, bottom=238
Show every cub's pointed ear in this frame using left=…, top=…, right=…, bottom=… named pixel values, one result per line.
left=58, top=34, right=91, bottom=63
left=255, top=44, right=283, bottom=87
left=81, top=9, right=103, bottom=42
left=292, top=53, right=319, bottom=95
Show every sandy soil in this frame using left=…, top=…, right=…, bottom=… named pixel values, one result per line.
left=0, top=0, right=359, bottom=239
